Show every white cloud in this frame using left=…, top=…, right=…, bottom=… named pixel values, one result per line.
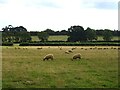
left=0, top=0, right=118, bottom=31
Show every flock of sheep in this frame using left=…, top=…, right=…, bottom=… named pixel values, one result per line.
left=12, top=46, right=120, bottom=61
left=43, top=47, right=81, bottom=61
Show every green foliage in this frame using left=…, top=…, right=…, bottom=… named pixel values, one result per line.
left=68, top=25, right=86, bottom=42
left=37, top=32, right=49, bottom=42
left=103, top=29, right=113, bottom=41
left=2, top=25, right=31, bottom=43
left=2, top=42, right=13, bottom=46
left=85, top=27, right=97, bottom=41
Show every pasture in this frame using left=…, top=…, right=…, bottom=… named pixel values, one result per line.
left=2, top=46, right=119, bottom=88
left=31, top=35, right=119, bottom=41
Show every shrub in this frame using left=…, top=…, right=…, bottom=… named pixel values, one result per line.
left=2, top=42, right=13, bottom=46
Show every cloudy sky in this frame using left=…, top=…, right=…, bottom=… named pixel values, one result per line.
left=0, top=0, right=118, bottom=31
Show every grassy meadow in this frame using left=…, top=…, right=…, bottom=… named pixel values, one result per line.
left=31, top=35, right=119, bottom=41
left=2, top=46, right=119, bottom=88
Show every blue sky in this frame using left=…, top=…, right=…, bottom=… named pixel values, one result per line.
left=0, top=0, right=118, bottom=31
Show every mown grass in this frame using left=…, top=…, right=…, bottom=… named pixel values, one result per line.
left=31, top=35, right=68, bottom=41
left=31, top=36, right=39, bottom=41
left=48, top=35, right=68, bottom=41
left=97, top=36, right=119, bottom=41
left=2, top=46, right=119, bottom=88
left=31, top=35, right=119, bottom=41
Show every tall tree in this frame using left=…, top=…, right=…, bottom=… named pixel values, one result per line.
left=38, top=31, right=49, bottom=42
left=85, top=27, right=97, bottom=41
left=44, top=29, right=55, bottom=35
left=2, top=25, right=31, bottom=42
left=67, top=25, right=86, bottom=42
left=103, top=29, right=113, bottom=41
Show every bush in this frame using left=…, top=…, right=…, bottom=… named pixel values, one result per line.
left=2, top=42, right=13, bottom=46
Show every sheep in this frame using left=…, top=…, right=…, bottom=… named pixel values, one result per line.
left=59, top=47, right=62, bottom=50
left=71, top=47, right=76, bottom=50
left=60, top=48, right=62, bottom=50
left=68, top=49, right=73, bottom=53
left=72, top=53, right=81, bottom=60
left=90, top=48, right=92, bottom=49
left=65, top=51, right=69, bottom=54
left=98, top=48, right=102, bottom=50
left=18, top=47, right=20, bottom=49
left=43, top=54, right=54, bottom=61
left=37, top=47, right=42, bottom=49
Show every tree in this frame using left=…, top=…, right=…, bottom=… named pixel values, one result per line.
left=2, top=25, right=31, bottom=42
left=44, top=29, right=55, bottom=35
left=67, top=25, right=86, bottom=42
left=38, top=31, right=49, bottom=42
left=85, top=27, right=97, bottom=41
left=60, top=30, right=68, bottom=35
left=103, top=29, right=113, bottom=41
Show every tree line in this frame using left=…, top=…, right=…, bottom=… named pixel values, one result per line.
left=1, top=25, right=120, bottom=43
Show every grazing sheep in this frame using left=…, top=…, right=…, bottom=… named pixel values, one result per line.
left=59, top=47, right=62, bottom=50
left=90, top=48, right=92, bottom=49
left=65, top=51, right=69, bottom=54
left=68, top=49, right=73, bottom=53
left=111, top=47, right=114, bottom=49
left=37, top=47, right=42, bottom=49
left=18, top=47, right=20, bottom=49
left=43, top=54, right=54, bottom=61
left=98, top=48, right=102, bottom=50
left=72, top=53, right=81, bottom=60
left=71, top=47, right=76, bottom=50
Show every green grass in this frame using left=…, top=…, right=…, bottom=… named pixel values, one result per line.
left=31, top=36, right=40, bottom=41
left=97, top=36, right=119, bottom=41
left=48, top=35, right=68, bottom=41
left=2, top=46, right=119, bottom=88
left=31, top=35, right=68, bottom=41
left=31, top=35, right=119, bottom=41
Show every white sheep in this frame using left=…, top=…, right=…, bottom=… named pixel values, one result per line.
left=65, top=51, right=69, bottom=54
left=60, top=47, right=62, bottom=50
left=43, top=54, right=54, bottom=61
left=68, top=49, right=73, bottom=53
left=71, top=47, right=76, bottom=50
left=72, top=53, right=81, bottom=60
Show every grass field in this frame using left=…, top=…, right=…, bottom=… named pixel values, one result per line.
left=97, top=36, right=119, bottom=41
left=48, top=35, right=68, bottom=41
left=31, top=35, right=119, bottom=41
left=2, top=46, right=119, bottom=88
left=31, top=35, right=68, bottom=41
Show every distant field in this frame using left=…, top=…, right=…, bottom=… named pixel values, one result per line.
left=31, top=36, right=40, bottom=41
left=97, top=36, right=119, bottom=41
left=48, top=35, right=68, bottom=41
left=2, top=46, right=119, bottom=88
left=31, top=35, right=119, bottom=41
left=31, top=35, right=68, bottom=41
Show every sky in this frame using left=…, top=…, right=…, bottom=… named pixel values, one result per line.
left=0, top=0, right=119, bottom=31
